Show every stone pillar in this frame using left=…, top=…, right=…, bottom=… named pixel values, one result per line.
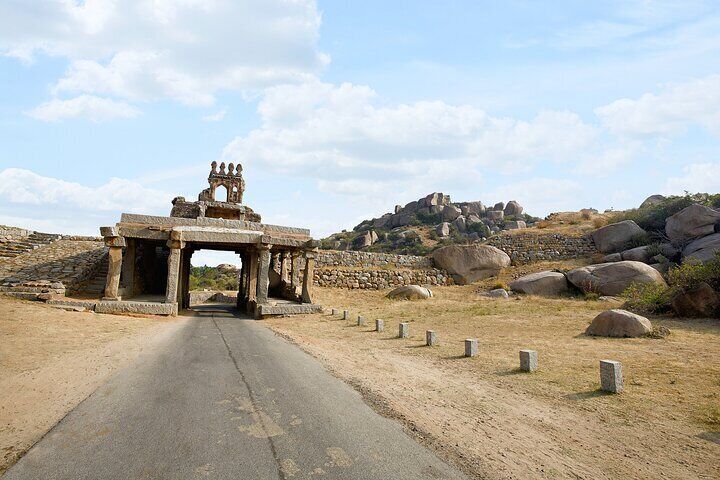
left=465, top=338, right=478, bottom=357
left=120, top=238, right=136, bottom=297
left=104, top=246, right=123, bottom=301
left=256, top=244, right=272, bottom=305
left=600, top=360, right=623, bottom=393
left=280, top=251, right=290, bottom=284
left=247, top=249, right=259, bottom=304
left=399, top=322, right=409, bottom=338
left=375, top=319, right=384, bottom=332
left=290, top=251, right=301, bottom=294
left=100, top=227, right=126, bottom=301
left=301, top=250, right=316, bottom=303
left=520, top=350, right=538, bottom=372
left=426, top=330, right=437, bottom=346
left=165, top=247, right=182, bottom=304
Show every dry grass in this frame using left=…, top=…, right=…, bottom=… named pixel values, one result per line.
left=266, top=285, right=720, bottom=479
left=0, top=295, right=182, bottom=474
left=532, top=210, right=612, bottom=235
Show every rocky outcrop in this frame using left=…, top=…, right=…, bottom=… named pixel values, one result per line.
left=436, top=222, right=450, bottom=237
left=509, top=271, right=569, bottom=296
left=387, top=285, right=433, bottom=300
left=682, top=233, right=720, bottom=263
left=665, top=204, right=720, bottom=244
left=591, top=220, right=645, bottom=253
left=442, top=205, right=462, bottom=222
left=670, top=283, right=720, bottom=317
left=432, top=244, right=510, bottom=284
left=566, top=261, right=667, bottom=296
left=585, top=309, right=653, bottom=337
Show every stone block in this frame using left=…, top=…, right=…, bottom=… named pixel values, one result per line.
left=600, top=360, right=623, bottom=393
left=464, top=338, right=478, bottom=357
left=343, top=310, right=349, bottom=320
left=376, top=319, right=384, bottom=332
left=520, top=350, right=538, bottom=372
left=426, top=330, right=437, bottom=346
left=331, top=308, right=338, bottom=316
left=399, top=322, right=409, bottom=338
left=357, top=315, right=365, bottom=326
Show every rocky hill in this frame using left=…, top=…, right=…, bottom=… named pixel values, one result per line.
left=321, top=192, right=541, bottom=255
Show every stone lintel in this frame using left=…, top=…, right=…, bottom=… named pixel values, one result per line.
left=119, top=213, right=311, bottom=237
left=100, top=226, right=119, bottom=237
left=117, top=226, right=170, bottom=241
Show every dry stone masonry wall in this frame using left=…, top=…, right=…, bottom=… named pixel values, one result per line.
left=315, top=250, right=434, bottom=269
left=314, top=249, right=450, bottom=289
left=0, top=239, right=107, bottom=292
left=487, top=232, right=596, bottom=265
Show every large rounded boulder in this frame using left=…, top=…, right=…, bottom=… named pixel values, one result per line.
left=670, top=283, right=720, bottom=317
left=682, top=233, right=720, bottom=263
left=566, top=261, right=667, bottom=296
left=509, top=271, right=569, bottom=296
left=585, top=309, right=653, bottom=337
left=387, top=285, right=433, bottom=300
left=432, top=244, right=510, bottom=285
left=665, top=204, right=720, bottom=244
left=591, top=220, right=646, bottom=253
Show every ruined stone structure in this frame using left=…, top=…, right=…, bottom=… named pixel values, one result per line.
left=99, top=162, right=322, bottom=317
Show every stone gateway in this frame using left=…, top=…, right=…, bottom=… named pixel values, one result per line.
left=99, top=162, right=322, bottom=318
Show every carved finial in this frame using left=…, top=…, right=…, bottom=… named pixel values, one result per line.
left=228, top=163, right=234, bottom=176
left=236, top=163, right=242, bottom=175
left=219, top=162, right=226, bottom=175
left=210, top=161, right=217, bottom=174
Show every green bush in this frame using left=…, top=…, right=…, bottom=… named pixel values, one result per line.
left=189, top=266, right=239, bottom=291
left=623, top=282, right=673, bottom=313
left=416, top=210, right=442, bottom=225
left=467, top=221, right=491, bottom=237
left=614, top=192, right=720, bottom=233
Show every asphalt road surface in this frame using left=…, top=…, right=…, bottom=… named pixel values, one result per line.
left=4, top=305, right=467, bottom=480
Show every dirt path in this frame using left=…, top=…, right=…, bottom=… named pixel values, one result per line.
left=266, top=287, right=720, bottom=480
left=0, top=296, right=185, bottom=474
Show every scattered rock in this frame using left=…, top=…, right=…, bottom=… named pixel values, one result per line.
left=435, top=222, right=450, bottom=237
left=509, top=271, right=569, bottom=296
left=566, top=261, right=667, bottom=296
left=603, top=253, right=622, bottom=263
left=432, top=244, right=511, bottom=285
left=216, top=264, right=238, bottom=273
left=453, top=216, right=467, bottom=233
left=487, top=288, right=509, bottom=298
left=591, top=220, right=646, bottom=253
left=621, top=245, right=652, bottom=263
left=487, top=210, right=504, bottom=221
left=670, top=282, right=720, bottom=317
left=442, top=205, right=462, bottom=222
left=665, top=204, right=720, bottom=244
left=585, top=309, right=653, bottom=338
left=493, top=202, right=505, bottom=211
left=505, top=220, right=526, bottom=230
left=386, top=285, right=433, bottom=300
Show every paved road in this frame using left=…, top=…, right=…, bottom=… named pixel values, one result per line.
left=4, top=305, right=467, bottom=479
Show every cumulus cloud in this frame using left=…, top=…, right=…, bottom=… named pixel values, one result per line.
left=664, top=162, right=720, bottom=194
left=26, top=94, right=140, bottom=122
left=0, top=168, right=173, bottom=212
left=222, top=80, right=601, bottom=200
left=595, top=74, right=720, bottom=137
left=1, top=0, right=327, bottom=108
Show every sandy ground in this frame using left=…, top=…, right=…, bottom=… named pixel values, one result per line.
left=0, top=295, right=184, bottom=475
left=265, top=286, right=720, bottom=480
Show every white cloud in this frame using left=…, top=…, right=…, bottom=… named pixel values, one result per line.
left=222, top=80, right=600, bottom=201
left=202, top=109, right=227, bottom=122
left=664, top=162, right=720, bottom=194
left=595, top=74, right=720, bottom=136
left=1, top=0, right=327, bottom=107
left=26, top=94, right=140, bottom=122
left=0, top=168, right=173, bottom=212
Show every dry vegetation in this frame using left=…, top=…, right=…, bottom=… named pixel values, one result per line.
left=533, top=210, right=612, bottom=235
left=0, top=296, right=183, bottom=474
left=266, top=285, right=720, bottom=479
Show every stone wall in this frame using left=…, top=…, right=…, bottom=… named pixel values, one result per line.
left=315, top=250, right=434, bottom=269
left=0, top=239, right=107, bottom=291
left=486, top=232, right=596, bottom=265
left=314, top=268, right=452, bottom=290
left=0, top=227, right=31, bottom=242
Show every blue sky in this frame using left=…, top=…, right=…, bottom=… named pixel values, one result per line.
left=1, top=0, right=720, bottom=265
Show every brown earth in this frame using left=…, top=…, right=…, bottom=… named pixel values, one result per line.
left=0, top=295, right=184, bottom=474
left=265, top=285, right=720, bottom=480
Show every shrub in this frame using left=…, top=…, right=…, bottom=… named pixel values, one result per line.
left=584, top=292, right=600, bottom=301
left=613, top=192, right=720, bottom=233
left=667, top=254, right=720, bottom=292
left=625, top=233, right=650, bottom=249
left=416, top=210, right=442, bottom=225
left=623, top=282, right=673, bottom=313
left=491, top=281, right=509, bottom=291
left=467, top=221, right=491, bottom=237
left=592, top=217, right=608, bottom=229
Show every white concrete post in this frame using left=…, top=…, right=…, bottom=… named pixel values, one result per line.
left=600, top=360, right=623, bottom=393
left=343, top=310, right=349, bottom=320
left=399, top=322, right=409, bottom=338
left=375, top=319, right=384, bottom=332
left=520, top=350, right=538, bottom=372
left=464, top=339, right=478, bottom=357
left=426, top=330, right=437, bottom=346
left=357, top=316, right=365, bottom=326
